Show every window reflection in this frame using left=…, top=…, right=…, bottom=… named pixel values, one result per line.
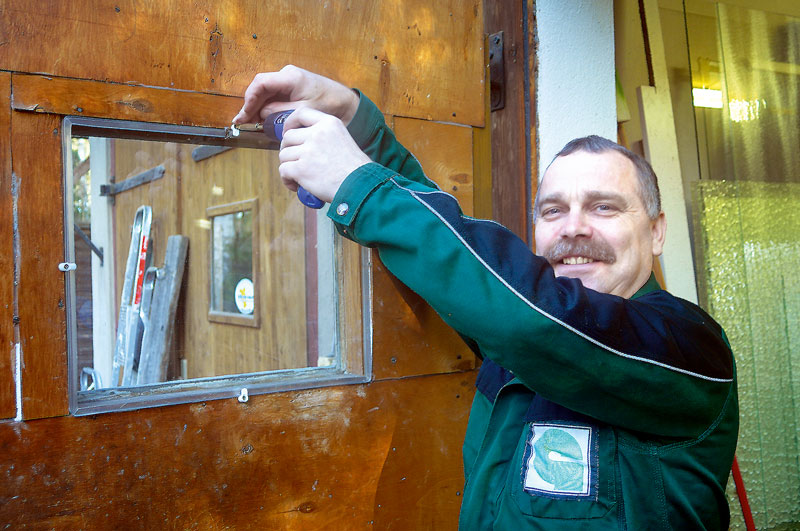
left=63, top=118, right=369, bottom=415
left=208, top=203, right=257, bottom=324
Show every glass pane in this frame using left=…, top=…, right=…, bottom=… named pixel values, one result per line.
left=682, top=2, right=800, bottom=528
left=64, top=119, right=362, bottom=411
left=210, top=210, right=254, bottom=315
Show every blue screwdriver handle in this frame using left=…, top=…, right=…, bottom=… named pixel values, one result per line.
left=263, top=110, right=325, bottom=209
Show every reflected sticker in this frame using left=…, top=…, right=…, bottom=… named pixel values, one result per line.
left=234, top=278, right=255, bottom=315
left=522, top=423, right=592, bottom=497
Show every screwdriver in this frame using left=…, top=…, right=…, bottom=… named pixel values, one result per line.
left=230, top=110, right=324, bottom=209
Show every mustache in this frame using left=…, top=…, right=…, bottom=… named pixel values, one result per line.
left=542, top=238, right=617, bottom=264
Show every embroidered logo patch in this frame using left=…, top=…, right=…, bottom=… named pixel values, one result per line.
left=522, top=423, right=593, bottom=497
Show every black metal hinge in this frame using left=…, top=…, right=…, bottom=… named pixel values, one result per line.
left=489, top=31, right=505, bottom=112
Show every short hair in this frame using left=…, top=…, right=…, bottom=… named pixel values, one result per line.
left=534, top=135, right=662, bottom=221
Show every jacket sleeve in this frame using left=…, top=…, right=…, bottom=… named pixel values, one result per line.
left=346, top=92, right=440, bottom=190
left=327, top=159, right=735, bottom=440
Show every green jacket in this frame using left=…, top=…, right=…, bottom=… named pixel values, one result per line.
left=329, top=94, right=739, bottom=530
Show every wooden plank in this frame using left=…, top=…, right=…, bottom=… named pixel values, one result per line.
left=12, top=74, right=242, bottom=128
left=472, top=36, right=494, bottom=221
left=0, top=72, right=15, bottom=419
left=137, top=235, right=188, bottom=385
left=12, top=111, right=69, bottom=419
left=638, top=0, right=698, bottom=303
left=0, top=0, right=484, bottom=126
left=484, top=1, right=532, bottom=244
left=526, top=0, right=538, bottom=251
left=0, top=371, right=475, bottom=529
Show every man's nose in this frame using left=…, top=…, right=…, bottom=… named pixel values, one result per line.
left=560, top=210, right=592, bottom=239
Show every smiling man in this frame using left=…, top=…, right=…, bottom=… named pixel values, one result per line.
left=235, top=66, right=739, bottom=530
left=535, top=136, right=666, bottom=299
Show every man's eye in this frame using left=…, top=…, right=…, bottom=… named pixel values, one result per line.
left=596, top=204, right=614, bottom=212
left=542, top=208, right=561, bottom=217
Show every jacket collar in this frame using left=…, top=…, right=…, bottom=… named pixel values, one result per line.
left=632, top=273, right=662, bottom=299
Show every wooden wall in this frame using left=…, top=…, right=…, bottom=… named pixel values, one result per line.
left=0, top=0, right=488, bottom=527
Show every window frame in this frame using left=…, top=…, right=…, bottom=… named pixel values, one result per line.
left=206, top=198, right=261, bottom=328
left=61, top=115, right=372, bottom=416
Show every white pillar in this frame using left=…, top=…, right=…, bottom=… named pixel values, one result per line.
left=535, top=0, right=617, bottom=180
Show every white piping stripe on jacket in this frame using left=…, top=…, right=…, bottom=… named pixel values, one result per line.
left=388, top=178, right=733, bottom=384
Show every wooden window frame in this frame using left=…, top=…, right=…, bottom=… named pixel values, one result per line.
left=206, top=198, right=261, bottom=328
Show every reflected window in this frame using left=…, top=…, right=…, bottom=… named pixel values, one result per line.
left=63, top=117, right=370, bottom=415
left=208, top=201, right=258, bottom=327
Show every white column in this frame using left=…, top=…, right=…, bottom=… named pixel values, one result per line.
left=89, top=138, right=117, bottom=387
left=535, top=0, right=617, bottom=179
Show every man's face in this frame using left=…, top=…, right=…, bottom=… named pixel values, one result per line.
left=534, top=150, right=666, bottom=299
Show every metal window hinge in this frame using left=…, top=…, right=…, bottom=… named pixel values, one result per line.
left=100, top=164, right=165, bottom=197
left=489, top=31, right=505, bottom=112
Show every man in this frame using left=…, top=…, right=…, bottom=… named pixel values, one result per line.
left=234, top=66, right=738, bottom=529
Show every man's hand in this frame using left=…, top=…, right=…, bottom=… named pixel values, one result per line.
left=277, top=108, right=371, bottom=203
left=233, top=65, right=360, bottom=126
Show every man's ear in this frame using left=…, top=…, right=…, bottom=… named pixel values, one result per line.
left=651, top=212, right=666, bottom=256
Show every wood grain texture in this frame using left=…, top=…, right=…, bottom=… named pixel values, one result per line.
left=1, top=0, right=484, bottom=126
left=0, top=72, right=15, bottom=419
left=472, top=37, right=494, bottom=221
left=370, top=118, right=477, bottom=381
left=0, top=371, right=475, bottom=529
left=1, top=2, right=489, bottom=525
left=484, top=1, right=532, bottom=244
left=12, top=111, right=69, bottom=419
left=371, top=257, right=476, bottom=381
left=526, top=0, right=538, bottom=251
left=11, top=74, right=242, bottom=128
left=180, top=145, right=307, bottom=376
left=393, top=117, right=474, bottom=216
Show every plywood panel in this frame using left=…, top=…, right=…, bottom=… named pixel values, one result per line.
left=371, top=257, right=476, bottom=381
left=12, top=111, right=69, bottom=419
left=0, top=371, right=475, bottom=529
left=371, top=118, right=477, bottom=380
left=0, top=0, right=484, bottom=126
left=0, top=72, right=16, bottom=419
left=472, top=36, right=494, bottom=221
left=393, top=117, right=474, bottom=216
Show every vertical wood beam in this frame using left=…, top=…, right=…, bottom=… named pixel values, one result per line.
left=527, top=0, right=538, bottom=251
left=0, top=72, right=15, bottom=419
left=483, top=1, right=532, bottom=245
left=13, top=109, right=69, bottom=419
left=472, top=35, right=494, bottom=222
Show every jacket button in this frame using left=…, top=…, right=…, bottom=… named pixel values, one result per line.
left=336, top=203, right=349, bottom=216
